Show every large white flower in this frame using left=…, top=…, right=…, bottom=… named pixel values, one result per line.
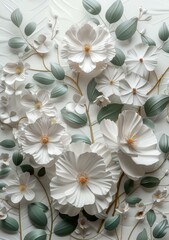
left=119, top=73, right=151, bottom=106
left=19, top=114, right=71, bottom=165
left=125, top=44, right=158, bottom=77
left=50, top=142, right=121, bottom=216
left=95, top=64, right=125, bottom=97
left=100, top=110, right=161, bottom=179
left=61, top=22, right=115, bottom=73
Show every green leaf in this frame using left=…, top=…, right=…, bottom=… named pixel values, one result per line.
left=8, top=37, right=25, bottom=48
left=82, top=0, right=101, bottom=15
left=140, top=176, right=160, bottom=188
left=111, top=48, right=126, bottom=66
left=50, top=84, right=68, bottom=98
left=1, top=216, right=19, bottom=232
left=144, top=95, right=169, bottom=117
left=143, top=118, right=155, bottom=130
left=0, top=182, right=6, bottom=191
left=136, top=229, right=148, bottom=240
left=51, top=63, right=65, bottom=80
left=159, top=22, right=169, bottom=42
left=106, top=0, right=124, bottom=24
left=24, top=22, right=37, bottom=36
left=12, top=151, right=23, bottom=166
left=141, top=35, right=156, bottom=46
left=59, top=213, right=79, bottom=222
left=33, top=73, right=55, bottom=85
left=0, top=167, right=11, bottom=177
left=71, top=134, right=91, bottom=144
left=146, top=209, right=156, bottom=227
left=97, top=103, right=123, bottom=123
left=159, top=134, right=169, bottom=153
left=115, top=18, right=138, bottom=40
left=38, top=167, right=46, bottom=177
left=87, top=78, right=101, bottom=102
left=104, top=215, right=120, bottom=231
left=153, top=219, right=169, bottom=238
left=125, top=195, right=142, bottom=205
left=90, top=18, right=100, bottom=25
left=29, top=202, right=49, bottom=213
left=54, top=219, right=78, bottom=236
left=82, top=210, right=98, bottom=222
left=28, top=205, right=47, bottom=227
left=162, top=40, right=169, bottom=53
left=20, top=164, right=34, bottom=175
left=24, top=229, right=47, bottom=240
left=61, top=107, right=87, bottom=127
left=0, top=140, right=15, bottom=148
left=11, top=9, right=23, bottom=27
left=124, top=179, right=134, bottom=194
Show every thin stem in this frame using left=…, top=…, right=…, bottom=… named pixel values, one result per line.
left=127, top=221, right=140, bottom=240
left=29, top=68, right=49, bottom=72
left=42, top=56, right=50, bottom=71
left=115, top=229, right=120, bottom=240
left=19, top=203, right=22, bottom=240
left=85, top=104, right=95, bottom=144
left=120, top=216, right=123, bottom=240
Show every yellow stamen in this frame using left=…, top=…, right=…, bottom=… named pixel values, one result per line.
left=132, top=88, right=137, bottom=95
left=110, top=80, right=114, bottom=85
left=127, top=138, right=134, bottom=145
left=79, top=175, right=88, bottom=185
left=35, top=101, right=42, bottom=109
left=40, top=135, right=49, bottom=144
left=83, top=43, right=91, bottom=53
left=19, top=184, right=26, bottom=192
left=15, top=66, right=23, bottom=74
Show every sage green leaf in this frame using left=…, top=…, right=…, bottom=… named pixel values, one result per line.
left=29, top=202, right=49, bottom=213
left=59, top=213, right=79, bottom=222
left=97, top=103, right=123, bottom=123
left=82, top=0, right=101, bottom=15
left=159, top=134, right=169, bottom=153
left=38, top=167, right=46, bottom=177
left=33, top=73, right=55, bottom=85
left=50, top=84, right=68, bottom=98
left=1, top=216, right=19, bottom=232
left=25, top=83, right=34, bottom=89
left=0, top=140, right=15, bottom=148
left=159, top=22, right=169, bottom=42
left=144, top=95, right=169, bottom=117
left=0, top=182, right=6, bottom=191
left=153, top=219, right=169, bottom=238
left=24, top=22, right=37, bottom=36
left=162, top=40, right=169, bottom=53
left=51, top=63, right=65, bottom=80
left=141, top=35, right=156, bottom=46
left=54, top=220, right=78, bottom=236
left=124, top=179, right=134, bottom=194
left=12, top=151, right=23, bottom=166
left=87, top=78, right=101, bottom=102
left=71, top=134, right=91, bottom=144
left=146, top=209, right=156, bottom=227
left=20, top=164, right=34, bottom=175
left=136, top=229, right=148, bottom=240
left=90, top=18, right=100, bottom=25
left=8, top=37, right=25, bottom=48
left=28, top=205, right=47, bottom=227
left=11, top=8, right=23, bottom=27
left=106, top=0, right=124, bottom=24
left=140, top=176, right=160, bottom=188
left=0, top=167, right=11, bottom=177
left=24, top=229, right=47, bottom=240
left=104, top=215, right=120, bottom=231
left=115, top=18, right=138, bottom=41
left=61, top=107, right=87, bottom=127
left=125, top=195, right=142, bottom=205
left=143, top=118, right=155, bottom=130
left=111, top=48, right=126, bottom=66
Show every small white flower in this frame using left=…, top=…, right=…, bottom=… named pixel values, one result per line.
left=125, top=44, right=158, bottom=77
left=5, top=82, right=24, bottom=96
left=66, top=94, right=86, bottom=114
left=120, top=73, right=151, bottom=106
left=61, top=22, right=115, bottom=73
left=75, top=213, right=91, bottom=237
left=5, top=172, right=36, bottom=204
left=0, top=111, right=19, bottom=124
left=0, top=153, right=10, bottom=166
left=95, top=64, right=125, bottom=97
left=0, top=205, right=7, bottom=220
left=34, top=34, right=52, bottom=54
left=153, top=188, right=168, bottom=203
left=135, top=203, right=146, bottom=220
left=93, top=95, right=111, bottom=107
left=116, top=202, right=129, bottom=215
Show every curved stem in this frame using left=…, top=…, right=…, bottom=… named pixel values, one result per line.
left=29, top=68, right=49, bottom=72
left=19, top=203, right=22, bottom=240
left=85, top=104, right=95, bottom=144
left=127, top=221, right=140, bottom=240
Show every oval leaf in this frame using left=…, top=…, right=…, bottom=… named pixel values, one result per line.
left=38, top=167, right=46, bottom=177
left=33, top=73, right=55, bottom=85
left=124, top=179, right=134, bottom=194
left=140, top=176, right=160, bottom=188
left=24, top=22, right=37, bottom=36
left=162, top=40, right=169, bottom=53
left=153, top=219, right=169, bottom=238
left=12, top=151, right=23, bottom=166
left=20, top=164, right=34, bottom=175
left=143, top=118, right=155, bottom=130
left=115, top=18, right=138, bottom=41
left=0, top=140, right=15, bottom=148
left=11, top=9, right=23, bottom=27
left=141, top=35, right=156, bottom=46
left=82, top=0, right=101, bottom=15
left=29, top=202, right=48, bottom=213
left=104, top=215, right=120, bottom=231
left=106, top=0, right=124, bottom=24
left=97, top=103, right=123, bottom=123
left=54, top=220, right=78, bottom=236
left=111, top=48, right=126, bottom=66
left=51, top=63, right=65, bottom=80
left=159, top=134, right=169, bottom=153
left=61, top=107, right=87, bottom=127
left=0, top=182, right=6, bottom=191
left=1, top=216, right=19, bottom=232
left=24, top=229, right=47, bottom=240
left=159, top=22, right=169, bottom=42
left=125, top=195, right=142, bottom=205
left=50, top=84, right=68, bottom=98
left=136, top=229, right=148, bottom=240
left=8, top=37, right=25, bottom=48
left=28, top=205, right=47, bottom=227
left=0, top=167, right=11, bottom=177
left=87, top=78, right=101, bottom=102
left=146, top=209, right=156, bottom=227
left=71, top=134, right=91, bottom=144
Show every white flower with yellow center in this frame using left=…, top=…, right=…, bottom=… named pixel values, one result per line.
left=61, top=22, right=115, bottom=73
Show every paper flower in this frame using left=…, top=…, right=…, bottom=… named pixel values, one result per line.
left=61, top=22, right=115, bottom=73
left=66, top=94, right=86, bottom=114
left=119, top=73, right=151, bottom=106
left=153, top=188, right=168, bottom=203
left=125, top=44, right=158, bottom=77
left=0, top=153, right=10, bottom=166
left=5, top=82, right=24, bottom=96
left=95, top=64, right=125, bottom=97
left=50, top=142, right=121, bottom=216
left=0, top=111, right=19, bottom=124
left=0, top=205, right=7, bottom=220
left=116, top=202, right=129, bottom=215
left=34, top=34, right=52, bottom=54
left=135, top=203, right=146, bottom=220
left=93, top=95, right=111, bottom=107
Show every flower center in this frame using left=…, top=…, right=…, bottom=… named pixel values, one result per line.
left=78, top=175, right=88, bottom=185
left=110, top=80, right=114, bottom=85
left=83, top=43, right=91, bottom=54
left=40, top=135, right=49, bottom=144
left=132, top=88, right=137, bottom=95
left=127, top=138, right=134, bottom=145
left=139, top=58, right=143, bottom=63
left=35, top=101, right=42, bottom=109
left=15, top=66, right=23, bottom=74
left=19, top=184, right=26, bottom=192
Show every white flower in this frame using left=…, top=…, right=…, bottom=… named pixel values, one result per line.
left=125, top=44, right=158, bottom=77
left=135, top=203, right=146, bottom=220
left=66, top=94, right=86, bottom=114
left=93, top=95, right=111, bottom=107
left=5, top=172, right=36, bottom=204
left=5, top=82, right=24, bottom=96
left=120, top=73, right=151, bottom=106
left=100, top=110, right=160, bottom=179
left=3, top=61, right=30, bottom=85
left=116, top=202, right=129, bottom=215
left=153, top=188, right=168, bottom=203
left=34, top=34, right=52, bottom=54
left=95, top=64, right=125, bottom=97
left=19, top=114, right=71, bottom=165
left=0, top=205, right=7, bottom=220
left=0, top=111, right=19, bottom=124
left=0, top=153, right=10, bottom=166
left=61, top=22, right=115, bottom=73
left=50, top=142, right=121, bottom=216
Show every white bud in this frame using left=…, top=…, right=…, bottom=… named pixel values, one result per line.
left=140, top=28, right=146, bottom=35
left=142, top=8, right=147, bottom=14
left=139, top=6, right=143, bottom=12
